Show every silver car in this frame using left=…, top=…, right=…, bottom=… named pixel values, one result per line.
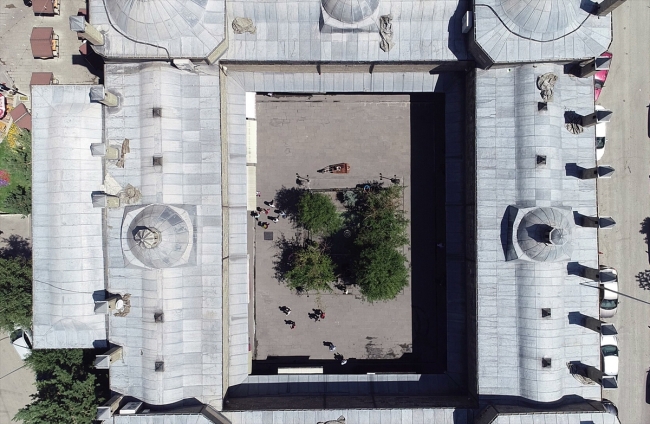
left=599, top=267, right=618, bottom=319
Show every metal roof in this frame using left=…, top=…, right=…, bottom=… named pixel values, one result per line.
left=31, top=85, right=106, bottom=349
left=493, top=412, right=619, bottom=424
left=224, top=0, right=470, bottom=61
left=474, top=64, right=601, bottom=402
left=473, top=0, right=611, bottom=65
left=88, top=0, right=225, bottom=59
left=224, top=408, right=467, bottom=424
left=101, top=63, right=238, bottom=407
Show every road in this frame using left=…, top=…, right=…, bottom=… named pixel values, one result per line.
left=596, top=1, right=650, bottom=423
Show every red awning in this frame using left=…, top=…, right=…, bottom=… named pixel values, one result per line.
left=30, top=72, right=53, bottom=86
left=10, top=104, right=32, bottom=132
left=30, top=27, right=54, bottom=58
left=32, top=0, right=54, bottom=14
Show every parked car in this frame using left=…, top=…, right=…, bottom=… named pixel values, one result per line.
left=599, top=266, right=618, bottom=318
left=600, top=334, right=619, bottom=376
left=594, top=51, right=612, bottom=101
left=595, top=105, right=607, bottom=161
left=10, top=328, right=33, bottom=360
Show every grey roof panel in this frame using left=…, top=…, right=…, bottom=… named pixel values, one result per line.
left=475, top=64, right=601, bottom=402
left=225, top=0, right=469, bottom=62
left=474, top=0, right=612, bottom=64
left=90, top=0, right=225, bottom=59
left=103, top=63, right=225, bottom=406
left=31, top=85, right=106, bottom=349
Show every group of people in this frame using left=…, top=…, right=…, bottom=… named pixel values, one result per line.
left=279, top=306, right=348, bottom=365
left=251, top=198, right=286, bottom=229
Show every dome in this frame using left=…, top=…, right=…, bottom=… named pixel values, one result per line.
left=498, top=0, right=589, bottom=42
left=515, top=207, right=574, bottom=262
left=122, top=204, right=195, bottom=269
left=321, top=0, right=380, bottom=24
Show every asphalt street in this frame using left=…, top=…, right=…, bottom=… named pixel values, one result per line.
left=596, top=1, right=650, bottom=423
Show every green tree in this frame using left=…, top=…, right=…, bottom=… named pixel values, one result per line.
left=297, top=192, right=342, bottom=236
left=14, top=349, right=107, bottom=424
left=0, top=256, right=32, bottom=333
left=348, top=184, right=410, bottom=302
left=354, top=245, right=409, bottom=302
left=284, top=241, right=336, bottom=292
left=4, top=184, right=32, bottom=215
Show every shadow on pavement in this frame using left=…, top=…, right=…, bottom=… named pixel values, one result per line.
left=0, top=234, right=31, bottom=259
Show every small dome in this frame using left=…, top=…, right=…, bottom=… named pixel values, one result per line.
left=123, top=205, right=194, bottom=269
left=321, top=0, right=380, bottom=24
left=515, top=207, right=574, bottom=262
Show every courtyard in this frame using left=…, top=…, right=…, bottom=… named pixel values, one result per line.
left=250, top=93, right=447, bottom=374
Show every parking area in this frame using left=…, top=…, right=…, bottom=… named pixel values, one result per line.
left=595, top=1, right=650, bottom=421
left=252, top=94, right=417, bottom=369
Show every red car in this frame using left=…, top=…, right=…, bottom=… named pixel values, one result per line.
left=594, top=51, right=613, bottom=101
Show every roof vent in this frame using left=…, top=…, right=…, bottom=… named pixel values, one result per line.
left=538, top=102, right=548, bottom=111
left=536, top=155, right=547, bottom=166
left=153, top=156, right=163, bottom=166
left=542, top=357, right=552, bottom=368
left=541, top=308, right=551, bottom=318
left=154, top=312, right=164, bottom=323
left=155, top=361, right=165, bottom=372
left=152, top=107, right=162, bottom=117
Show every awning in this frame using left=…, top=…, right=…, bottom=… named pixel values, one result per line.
left=9, top=104, right=32, bottom=132
left=30, top=27, right=54, bottom=58
left=30, top=72, right=53, bottom=86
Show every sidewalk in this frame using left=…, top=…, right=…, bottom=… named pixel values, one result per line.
left=0, top=0, right=100, bottom=110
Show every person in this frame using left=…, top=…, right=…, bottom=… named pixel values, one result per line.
left=340, top=359, right=347, bottom=365
left=279, top=210, right=287, bottom=218
left=263, top=208, right=270, bottom=215
left=268, top=200, right=275, bottom=208
left=251, top=211, right=260, bottom=220
left=320, top=312, right=325, bottom=320
left=261, top=222, right=269, bottom=229
left=290, top=322, right=295, bottom=330
left=270, top=216, right=279, bottom=223
left=329, top=344, right=336, bottom=352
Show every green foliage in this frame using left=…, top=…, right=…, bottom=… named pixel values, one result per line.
left=284, top=241, right=336, bottom=292
left=349, top=184, right=410, bottom=302
left=0, top=129, right=32, bottom=215
left=14, top=349, right=107, bottom=424
left=0, top=256, right=32, bottom=333
left=353, top=246, right=409, bottom=302
left=297, top=192, right=342, bottom=235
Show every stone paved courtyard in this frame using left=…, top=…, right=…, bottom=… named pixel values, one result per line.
left=251, top=94, right=420, bottom=369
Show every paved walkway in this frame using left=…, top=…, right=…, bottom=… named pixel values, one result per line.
left=595, top=1, right=650, bottom=421
left=0, top=0, right=99, bottom=109
left=252, top=95, right=413, bottom=365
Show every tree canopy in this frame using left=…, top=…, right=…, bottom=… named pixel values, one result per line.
left=0, top=126, right=32, bottom=215
left=0, top=256, right=32, bottom=333
left=297, top=192, right=342, bottom=236
left=349, top=184, right=410, bottom=302
left=353, top=245, right=409, bottom=302
left=14, top=349, right=108, bottom=424
left=284, top=241, right=336, bottom=292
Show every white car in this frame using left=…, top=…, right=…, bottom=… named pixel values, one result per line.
left=599, top=267, right=618, bottom=318
left=10, top=328, right=33, bottom=360
left=600, top=334, right=619, bottom=376
left=595, top=105, right=607, bottom=161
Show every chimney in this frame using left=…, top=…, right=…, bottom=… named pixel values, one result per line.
left=69, top=16, right=105, bottom=46
left=580, top=109, right=613, bottom=128
left=90, top=86, right=119, bottom=107
left=577, top=54, right=612, bottom=78
left=94, top=346, right=124, bottom=369
left=580, top=165, right=615, bottom=179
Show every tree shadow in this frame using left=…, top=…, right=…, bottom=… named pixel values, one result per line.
left=641, top=217, right=650, bottom=263
left=636, top=270, right=650, bottom=290
left=275, top=186, right=305, bottom=223
left=322, top=228, right=355, bottom=284
left=272, top=235, right=303, bottom=283
left=0, top=234, right=31, bottom=259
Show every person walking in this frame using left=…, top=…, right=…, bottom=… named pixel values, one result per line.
left=279, top=210, right=287, bottom=219
left=340, top=358, right=347, bottom=365
left=280, top=306, right=291, bottom=315
left=329, top=343, right=336, bottom=352
left=320, top=311, right=325, bottom=320
left=270, top=216, right=279, bottom=223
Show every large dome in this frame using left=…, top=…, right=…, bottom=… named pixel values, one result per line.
left=498, top=0, right=589, bottom=42
left=514, top=207, right=574, bottom=262
left=121, top=204, right=195, bottom=269
left=321, top=0, right=380, bottom=24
